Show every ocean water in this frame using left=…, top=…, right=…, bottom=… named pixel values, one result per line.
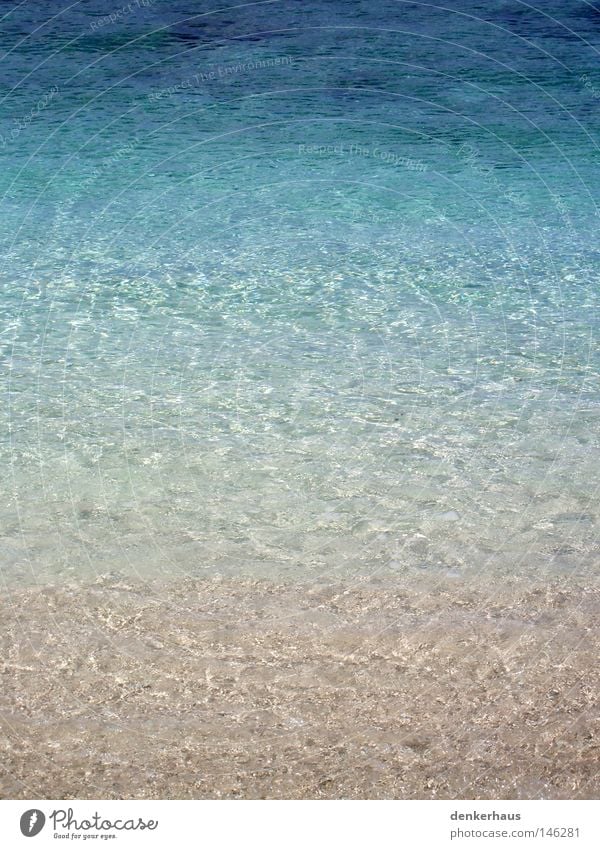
left=1, top=0, right=599, bottom=585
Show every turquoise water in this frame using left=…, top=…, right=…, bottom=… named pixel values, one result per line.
left=1, top=1, right=599, bottom=584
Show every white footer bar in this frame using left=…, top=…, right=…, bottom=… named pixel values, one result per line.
left=0, top=800, right=597, bottom=849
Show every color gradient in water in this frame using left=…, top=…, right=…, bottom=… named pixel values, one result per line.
left=1, top=0, right=599, bottom=585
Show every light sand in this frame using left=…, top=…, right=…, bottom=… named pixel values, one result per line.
left=0, top=571, right=598, bottom=799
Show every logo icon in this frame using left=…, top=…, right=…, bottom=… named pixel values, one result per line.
left=20, top=810, right=45, bottom=837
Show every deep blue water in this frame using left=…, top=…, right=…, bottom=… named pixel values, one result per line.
left=1, top=1, right=599, bottom=584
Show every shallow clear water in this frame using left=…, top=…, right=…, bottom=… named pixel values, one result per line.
left=1, top=0, right=599, bottom=585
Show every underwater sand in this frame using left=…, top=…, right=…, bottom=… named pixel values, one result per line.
left=1, top=572, right=598, bottom=800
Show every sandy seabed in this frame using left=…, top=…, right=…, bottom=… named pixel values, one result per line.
left=0, top=571, right=598, bottom=799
